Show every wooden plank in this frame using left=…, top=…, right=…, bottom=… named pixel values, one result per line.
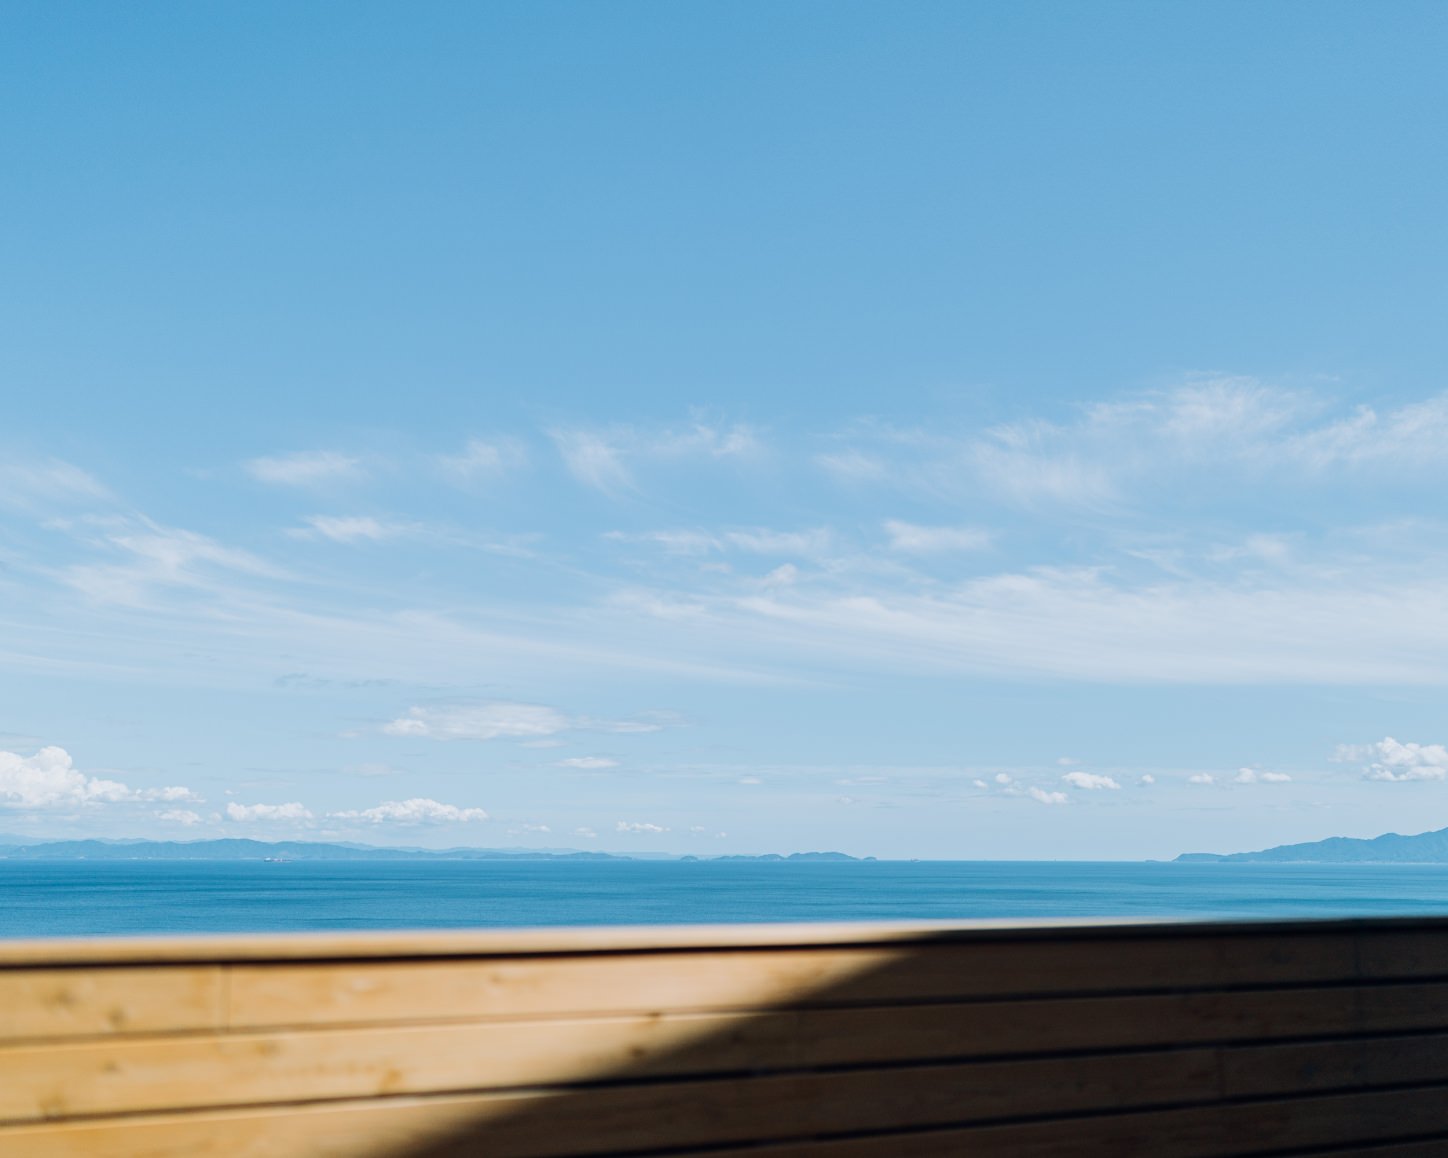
left=0, top=1012, right=766, bottom=1123
left=0, top=916, right=1396, bottom=967
left=0, top=966, right=222, bottom=1043
left=1221, top=1033, right=1448, bottom=1098
left=1358, top=931, right=1448, bottom=980
left=221, top=932, right=1367, bottom=1029
left=0, top=1049, right=1217, bottom=1157
left=8, top=1076, right=1448, bottom=1158
left=678, top=1086, right=1448, bottom=1158
left=10, top=984, right=1448, bottom=1123
left=0, top=920, right=1142, bottom=966
left=12, top=953, right=1447, bottom=1049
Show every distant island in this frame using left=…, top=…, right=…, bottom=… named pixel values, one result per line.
left=1178, top=824, right=1448, bottom=864
left=0, top=838, right=870, bottom=863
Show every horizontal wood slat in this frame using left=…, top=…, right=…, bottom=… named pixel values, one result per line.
left=0, top=966, right=223, bottom=1041
left=217, top=933, right=1363, bottom=1032
left=693, top=1085, right=1448, bottom=1158
left=9, top=1078, right=1448, bottom=1158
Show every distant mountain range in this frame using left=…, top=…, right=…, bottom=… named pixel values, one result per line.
left=1178, top=825, right=1448, bottom=863
left=0, top=838, right=867, bottom=863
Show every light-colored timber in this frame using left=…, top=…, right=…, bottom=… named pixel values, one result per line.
left=4, top=916, right=1448, bottom=1155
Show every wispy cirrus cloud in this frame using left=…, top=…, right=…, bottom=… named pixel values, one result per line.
left=607, top=526, right=832, bottom=557
left=60, top=517, right=285, bottom=606
left=618, top=549, right=1448, bottom=684
left=383, top=702, right=569, bottom=741
left=0, top=459, right=112, bottom=511
left=817, top=380, right=1448, bottom=512
left=245, top=451, right=364, bottom=487
left=883, top=521, right=991, bottom=554
left=382, top=702, right=674, bottom=742
left=551, top=419, right=761, bottom=495
left=438, top=438, right=528, bottom=483
left=289, top=515, right=409, bottom=543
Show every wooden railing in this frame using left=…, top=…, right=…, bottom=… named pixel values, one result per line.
left=3, top=917, right=1448, bottom=1155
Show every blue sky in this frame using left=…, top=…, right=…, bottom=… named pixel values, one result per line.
left=5, top=1, right=1448, bottom=858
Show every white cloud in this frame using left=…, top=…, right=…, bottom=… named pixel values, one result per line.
left=725, top=529, right=831, bottom=556
left=608, top=527, right=832, bottom=558
left=144, top=785, right=202, bottom=802
left=1348, top=737, right=1448, bottom=782
left=330, top=798, right=489, bottom=824
left=0, top=459, right=111, bottom=511
left=587, top=713, right=679, bottom=735
left=1062, top=771, right=1121, bottom=790
left=814, top=382, right=1448, bottom=518
left=738, top=775, right=762, bottom=785
left=292, top=515, right=404, bottom=543
left=550, top=430, right=635, bottom=494
left=156, top=809, right=203, bottom=825
left=1285, top=395, right=1448, bottom=471
left=994, top=773, right=1013, bottom=784
left=552, top=421, right=760, bottom=495
left=1231, top=767, right=1290, bottom=784
left=652, top=422, right=761, bottom=459
left=0, top=746, right=196, bottom=809
left=439, top=438, right=527, bottom=482
left=616, top=820, right=667, bottom=834
left=61, top=518, right=284, bottom=606
left=246, top=451, right=362, bottom=487
left=1138, top=774, right=1156, bottom=785
left=972, top=778, right=989, bottom=789
left=575, top=826, right=598, bottom=838
left=384, top=702, right=570, bottom=741
left=704, top=559, right=1448, bottom=684
left=556, top=756, right=618, bottom=769
left=606, top=530, right=718, bottom=555
left=1029, top=786, right=1069, bottom=805
left=815, top=449, right=888, bottom=483
left=1188, top=773, right=1216, bottom=785
left=884, top=521, right=991, bottom=554
left=225, top=801, right=314, bottom=822
left=971, top=442, right=1117, bottom=508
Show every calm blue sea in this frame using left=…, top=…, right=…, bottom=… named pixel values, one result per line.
left=6, top=861, right=1448, bottom=938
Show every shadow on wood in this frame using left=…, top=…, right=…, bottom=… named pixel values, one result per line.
left=3, top=918, right=1448, bottom=1155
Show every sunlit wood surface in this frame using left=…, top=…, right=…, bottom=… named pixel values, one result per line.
left=3, top=917, right=1448, bottom=1155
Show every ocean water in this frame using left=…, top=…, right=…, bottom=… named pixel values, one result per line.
left=5, top=860, right=1448, bottom=939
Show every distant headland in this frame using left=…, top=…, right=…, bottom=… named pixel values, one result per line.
left=0, top=837, right=872, bottom=863
left=1177, top=824, right=1448, bottom=864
